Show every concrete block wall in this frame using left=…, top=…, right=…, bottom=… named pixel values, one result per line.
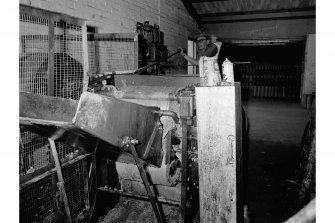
left=20, top=0, right=201, bottom=73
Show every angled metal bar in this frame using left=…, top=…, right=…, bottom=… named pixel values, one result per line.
left=49, top=138, right=72, bottom=223
left=127, top=142, right=164, bottom=223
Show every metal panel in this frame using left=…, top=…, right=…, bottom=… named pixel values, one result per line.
left=73, top=92, right=163, bottom=166
left=20, top=92, right=164, bottom=166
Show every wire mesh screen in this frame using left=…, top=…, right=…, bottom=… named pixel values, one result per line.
left=88, top=33, right=138, bottom=76
left=19, top=14, right=49, bottom=95
left=54, top=21, right=83, bottom=100
left=19, top=12, right=85, bottom=100
left=20, top=6, right=91, bottom=223
left=20, top=129, right=51, bottom=176
left=63, top=160, right=86, bottom=219
left=20, top=174, right=56, bottom=223
left=55, top=141, right=78, bottom=160
left=20, top=128, right=89, bottom=222
left=20, top=128, right=80, bottom=175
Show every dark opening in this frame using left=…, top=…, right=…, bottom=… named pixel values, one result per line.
left=218, top=40, right=305, bottom=101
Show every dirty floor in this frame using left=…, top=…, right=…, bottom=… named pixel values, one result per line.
left=245, top=98, right=309, bottom=222
left=95, top=98, right=309, bottom=223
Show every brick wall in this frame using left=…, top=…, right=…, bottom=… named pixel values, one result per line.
left=20, top=0, right=201, bottom=66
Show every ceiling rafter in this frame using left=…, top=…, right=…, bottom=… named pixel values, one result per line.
left=190, top=0, right=229, bottom=3
left=202, top=15, right=315, bottom=24
left=199, top=6, right=316, bottom=17
left=180, top=0, right=203, bottom=29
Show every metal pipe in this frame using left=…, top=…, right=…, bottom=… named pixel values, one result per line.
left=133, top=49, right=181, bottom=74
left=118, top=91, right=178, bottom=101
left=90, top=49, right=181, bottom=84
left=152, top=110, right=180, bottom=124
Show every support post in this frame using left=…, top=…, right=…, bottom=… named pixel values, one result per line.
left=81, top=22, right=89, bottom=92
left=48, top=17, right=55, bottom=96
left=196, top=84, right=243, bottom=223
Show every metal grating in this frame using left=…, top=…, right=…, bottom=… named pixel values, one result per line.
left=20, top=175, right=55, bottom=223
left=20, top=129, right=89, bottom=222
left=20, top=129, right=51, bottom=176
left=19, top=14, right=49, bottom=95
left=63, top=160, right=86, bottom=220
left=88, top=33, right=138, bottom=76
left=19, top=129, right=79, bottom=176
left=55, top=141, right=78, bottom=160
left=54, top=21, right=83, bottom=100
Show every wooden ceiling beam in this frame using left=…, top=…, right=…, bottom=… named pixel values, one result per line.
left=180, top=0, right=203, bottom=28
left=202, top=15, right=315, bottom=24
left=199, top=6, right=316, bottom=17
left=190, top=0, right=229, bottom=3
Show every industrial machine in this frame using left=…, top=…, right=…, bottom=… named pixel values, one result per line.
left=19, top=6, right=244, bottom=222
left=20, top=74, right=201, bottom=222
left=20, top=73, right=244, bottom=223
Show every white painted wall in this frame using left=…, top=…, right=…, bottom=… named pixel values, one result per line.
left=20, top=0, right=201, bottom=56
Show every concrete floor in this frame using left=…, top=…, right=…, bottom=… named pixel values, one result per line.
left=96, top=98, right=309, bottom=223
left=245, top=98, right=309, bottom=222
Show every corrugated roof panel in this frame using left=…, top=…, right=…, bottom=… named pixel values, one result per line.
left=192, top=0, right=315, bottom=14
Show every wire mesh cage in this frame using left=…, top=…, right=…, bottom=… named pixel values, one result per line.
left=87, top=33, right=138, bottom=76
left=20, top=129, right=50, bottom=176
left=20, top=129, right=91, bottom=222
left=20, top=5, right=92, bottom=223
left=19, top=6, right=86, bottom=100
left=54, top=21, right=84, bottom=100
left=20, top=174, right=56, bottom=223
left=62, top=161, right=87, bottom=219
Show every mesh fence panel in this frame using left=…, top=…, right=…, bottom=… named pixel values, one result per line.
left=88, top=33, right=137, bottom=76
left=63, top=160, right=86, bottom=219
left=20, top=128, right=89, bottom=222
left=20, top=7, right=89, bottom=222
left=20, top=174, right=56, bottom=223
left=54, top=21, right=83, bottom=100
left=19, top=14, right=49, bottom=95
left=20, top=129, right=51, bottom=176
left=55, top=141, right=78, bottom=160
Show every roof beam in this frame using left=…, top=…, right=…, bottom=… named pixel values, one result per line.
left=191, top=0, right=229, bottom=2
left=199, top=6, right=316, bottom=17
left=200, top=7, right=315, bottom=24
left=203, top=15, right=315, bottom=24
left=180, top=0, right=202, bottom=28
